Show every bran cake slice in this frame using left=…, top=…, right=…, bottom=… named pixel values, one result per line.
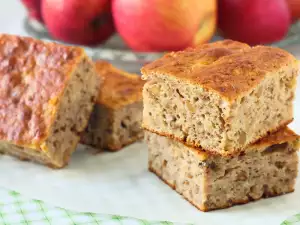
left=142, top=40, right=298, bottom=155
left=82, top=61, right=145, bottom=151
left=0, top=34, right=100, bottom=168
left=146, top=127, right=299, bottom=211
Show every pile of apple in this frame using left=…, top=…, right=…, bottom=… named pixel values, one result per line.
left=22, top=0, right=300, bottom=52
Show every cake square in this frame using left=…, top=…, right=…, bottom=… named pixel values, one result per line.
left=81, top=61, right=145, bottom=151
left=146, top=127, right=299, bottom=211
left=0, top=34, right=100, bottom=168
left=142, top=40, right=299, bottom=155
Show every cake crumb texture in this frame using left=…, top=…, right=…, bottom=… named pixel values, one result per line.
left=81, top=61, right=144, bottom=151
left=146, top=128, right=299, bottom=211
left=142, top=40, right=298, bottom=153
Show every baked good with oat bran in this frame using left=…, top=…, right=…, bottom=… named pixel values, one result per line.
left=81, top=61, right=145, bottom=151
left=142, top=40, right=299, bottom=155
left=0, top=34, right=100, bottom=168
left=146, top=127, right=299, bottom=211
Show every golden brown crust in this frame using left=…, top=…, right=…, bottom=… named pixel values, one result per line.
left=143, top=121, right=297, bottom=157
left=0, top=34, right=85, bottom=148
left=252, top=125, right=299, bottom=148
left=95, top=61, right=145, bottom=109
left=141, top=40, right=298, bottom=101
left=149, top=165, right=295, bottom=212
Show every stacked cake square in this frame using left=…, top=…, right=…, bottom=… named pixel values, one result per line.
left=141, top=40, right=300, bottom=211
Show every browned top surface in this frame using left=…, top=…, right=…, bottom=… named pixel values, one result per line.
left=0, top=34, right=85, bottom=149
left=252, top=126, right=299, bottom=148
left=95, top=61, right=145, bottom=109
left=141, top=40, right=298, bottom=101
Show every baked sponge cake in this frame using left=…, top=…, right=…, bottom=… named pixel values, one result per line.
left=142, top=40, right=299, bottom=155
left=82, top=61, right=145, bottom=151
left=0, top=34, right=100, bottom=168
left=146, top=127, right=299, bottom=211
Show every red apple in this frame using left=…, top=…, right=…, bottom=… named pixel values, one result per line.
left=286, top=0, right=300, bottom=21
left=42, top=0, right=115, bottom=46
left=21, top=0, right=43, bottom=23
left=112, top=0, right=217, bottom=52
left=218, top=0, right=291, bottom=45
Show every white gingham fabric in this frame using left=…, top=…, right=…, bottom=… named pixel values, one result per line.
left=0, top=188, right=190, bottom=225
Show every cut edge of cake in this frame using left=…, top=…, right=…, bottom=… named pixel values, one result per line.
left=82, top=101, right=144, bottom=151
left=146, top=127, right=299, bottom=211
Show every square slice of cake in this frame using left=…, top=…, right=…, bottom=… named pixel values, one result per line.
left=142, top=40, right=299, bottom=155
left=81, top=61, right=145, bottom=151
left=146, top=127, right=299, bottom=211
left=0, top=34, right=100, bottom=168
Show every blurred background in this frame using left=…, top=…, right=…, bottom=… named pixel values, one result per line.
left=8, top=0, right=300, bottom=72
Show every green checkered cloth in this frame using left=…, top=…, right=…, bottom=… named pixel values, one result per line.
left=282, top=214, right=300, bottom=225
left=0, top=188, right=191, bottom=225
left=0, top=188, right=297, bottom=225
